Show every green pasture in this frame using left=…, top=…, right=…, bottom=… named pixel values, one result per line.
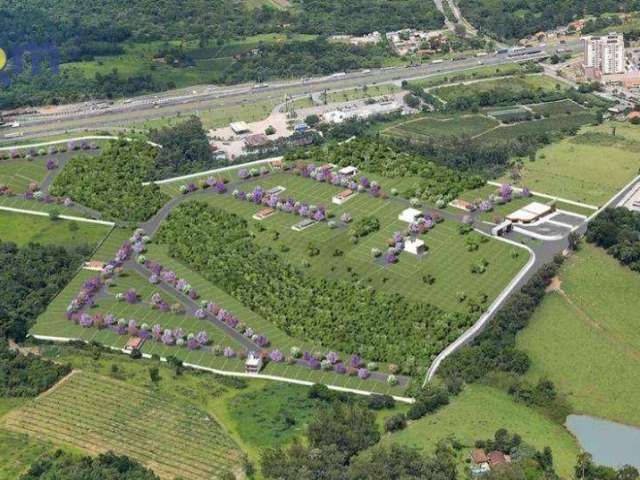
left=0, top=428, right=55, bottom=479
left=383, top=383, right=580, bottom=478
left=0, top=211, right=112, bottom=247
left=497, top=123, right=639, bottom=205
left=517, top=244, right=640, bottom=427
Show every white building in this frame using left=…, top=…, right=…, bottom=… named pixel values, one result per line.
left=338, top=166, right=358, bottom=176
left=404, top=238, right=426, bottom=255
left=583, top=33, right=626, bottom=75
left=398, top=207, right=423, bottom=223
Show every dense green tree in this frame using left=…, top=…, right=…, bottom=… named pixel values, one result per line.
left=149, top=116, right=219, bottom=180
left=20, top=450, right=159, bottom=479
left=50, top=139, right=168, bottom=222
left=0, top=241, right=90, bottom=340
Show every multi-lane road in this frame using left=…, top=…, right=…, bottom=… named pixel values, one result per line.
left=2, top=43, right=581, bottom=142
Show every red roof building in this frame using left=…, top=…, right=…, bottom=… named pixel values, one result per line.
left=471, top=448, right=489, bottom=464
left=487, top=451, right=510, bottom=468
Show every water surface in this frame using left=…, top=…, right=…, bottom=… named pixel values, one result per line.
left=566, top=414, right=640, bottom=468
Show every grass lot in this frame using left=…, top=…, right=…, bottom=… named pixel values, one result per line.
left=2, top=371, right=242, bottom=480
left=196, top=172, right=529, bottom=314
left=408, top=63, right=525, bottom=89
left=381, top=108, right=596, bottom=146
left=293, top=84, right=400, bottom=109
left=382, top=114, right=499, bottom=140
left=33, top=226, right=409, bottom=396
left=228, top=383, right=318, bottom=447
left=134, top=99, right=280, bottom=131
left=517, top=244, right=640, bottom=427
left=0, top=195, right=92, bottom=217
left=498, top=123, right=640, bottom=205
left=383, top=384, right=580, bottom=478
left=0, top=157, right=50, bottom=193
left=0, top=210, right=112, bottom=247
left=431, top=74, right=562, bottom=103
left=529, top=99, right=585, bottom=116
left=0, top=429, right=55, bottom=479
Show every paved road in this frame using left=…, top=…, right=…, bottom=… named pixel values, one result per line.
left=1, top=45, right=581, bottom=142
left=424, top=175, right=640, bottom=383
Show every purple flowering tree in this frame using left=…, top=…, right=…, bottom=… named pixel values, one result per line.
left=269, top=350, right=284, bottom=362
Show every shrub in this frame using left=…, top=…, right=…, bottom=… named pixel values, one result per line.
left=384, top=413, right=407, bottom=432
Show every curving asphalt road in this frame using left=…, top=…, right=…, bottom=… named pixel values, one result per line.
left=423, top=175, right=640, bottom=383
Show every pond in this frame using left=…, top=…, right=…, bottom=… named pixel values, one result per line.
left=566, top=415, right=640, bottom=468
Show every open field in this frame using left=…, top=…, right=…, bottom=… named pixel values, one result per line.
left=0, top=429, right=55, bottom=479
left=0, top=210, right=112, bottom=247
left=498, top=123, right=640, bottom=205
left=197, top=172, right=529, bottom=314
left=517, top=244, right=640, bottom=427
left=383, top=384, right=580, bottom=478
left=2, top=371, right=243, bottom=480
left=382, top=114, right=498, bottom=140
left=381, top=108, right=597, bottom=145
left=431, top=75, right=562, bottom=103
left=408, top=63, right=525, bottom=89
left=0, top=157, right=50, bottom=193
left=33, top=227, right=409, bottom=395
left=529, top=99, right=585, bottom=116
left=477, top=111, right=597, bottom=142
left=134, top=99, right=280, bottom=131
left=293, top=84, right=401, bottom=109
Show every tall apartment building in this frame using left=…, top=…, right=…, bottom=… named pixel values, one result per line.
left=582, top=33, right=626, bottom=75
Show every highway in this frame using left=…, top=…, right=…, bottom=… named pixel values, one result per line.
left=1, top=42, right=581, bottom=142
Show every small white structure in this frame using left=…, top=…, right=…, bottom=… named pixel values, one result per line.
left=404, top=238, right=426, bottom=255
left=398, top=207, right=423, bottom=223
left=491, top=220, right=513, bottom=237
left=324, top=110, right=352, bottom=124
left=245, top=352, right=263, bottom=373
left=230, top=121, right=250, bottom=134
left=338, top=165, right=358, bottom=177
left=506, top=202, right=554, bottom=223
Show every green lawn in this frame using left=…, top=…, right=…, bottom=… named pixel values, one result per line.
left=477, top=111, right=597, bottom=142
left=431, top=74, right=563, bottom=103
left=383, top=384, right=580, bottom=478
left=382, top=114, right=499, bottom=141
left=293, top=84, right=400, bottom=109
left=517, top=244, right=640, bottom=427
left=497, top=123, right=640, bottom=205
left=33, top=228, right=409, bottom=395
left=408, top=63, right=525, bottom=89
left=0, top=157, right=50, bottom=193
left=196, top=172, right=529, bottom=314
left=529, top=99, right=585, bottom=116
left=0, top=211, right=112, bottom=247
left=134, top=99, right=280, bottom=131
